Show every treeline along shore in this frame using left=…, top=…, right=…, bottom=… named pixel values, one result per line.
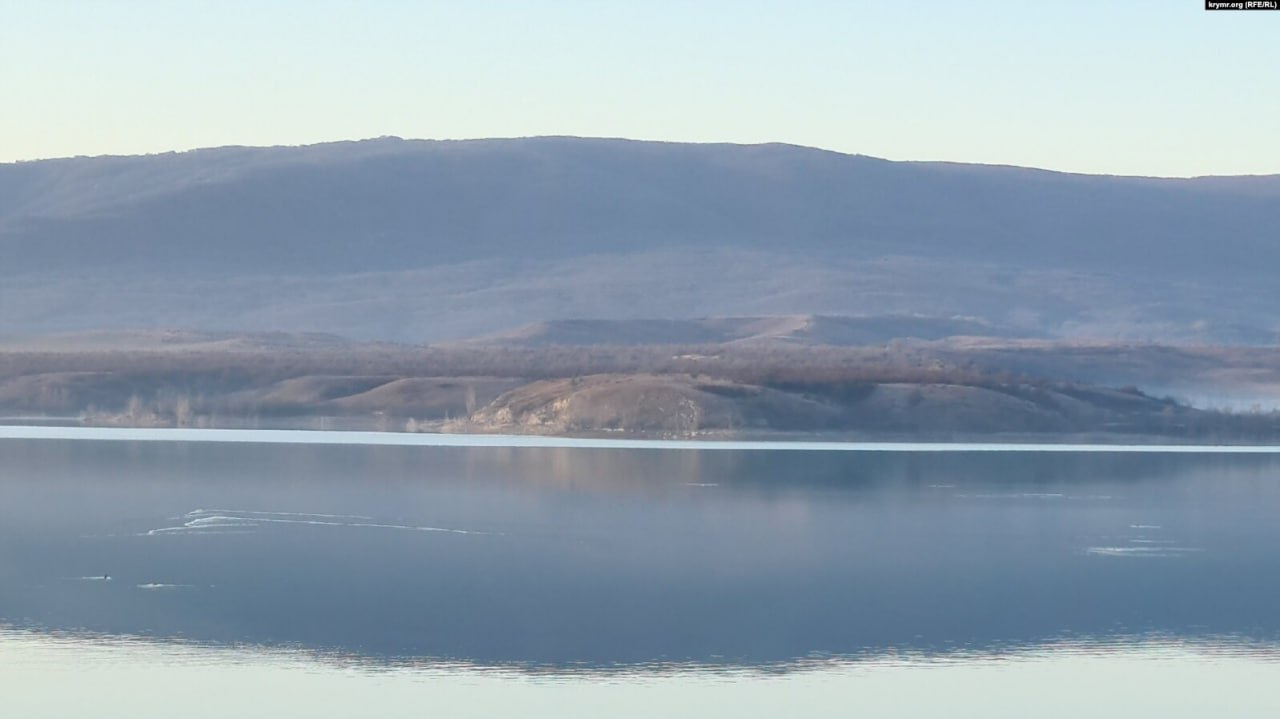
left=3, top=339, right=1280, bottom=443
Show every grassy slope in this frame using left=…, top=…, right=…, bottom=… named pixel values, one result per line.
left=2, top=340, right=1278, bottom=440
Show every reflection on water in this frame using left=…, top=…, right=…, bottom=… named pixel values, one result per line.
left=3, top=627, right=1279, bottom=719
left=2, top=432, right=1280, bottom=713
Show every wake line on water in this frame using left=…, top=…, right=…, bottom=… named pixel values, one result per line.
left=144, top=509, right=497, bottom=537
left=187, top=508, right=375, bottom=521
left=7, top=425, right=1280, bottom=453
left=1085, top=546, right=1205, bottom=558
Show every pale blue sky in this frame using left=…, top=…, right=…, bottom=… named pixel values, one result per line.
left=2, top=1, right=1276, bottom=176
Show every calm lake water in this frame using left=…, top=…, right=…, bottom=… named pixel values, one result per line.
left=2, top=428, right=1279, bottom=717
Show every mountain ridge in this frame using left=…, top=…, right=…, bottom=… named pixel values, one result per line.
left=457, top=315, right=1041, bottom=347
left=3, top=136, right=1277, bottom=344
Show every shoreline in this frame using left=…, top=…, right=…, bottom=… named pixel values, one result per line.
left=5, top=424, right=1280, bottom=453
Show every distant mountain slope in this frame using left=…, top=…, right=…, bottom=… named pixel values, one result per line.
left=0, top=329, right=357, bottom=352
left=466, top=315, right=1037, bottom=346
left=2, top=137, right=1277, bottom=343
left=3, top=136, right=1277, bottom=278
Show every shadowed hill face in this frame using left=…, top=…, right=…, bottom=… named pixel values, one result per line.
left=466, top=315, right=1040, bottom=346
left=2, top=137, right=1278, bottom=345
left=2, top=137, right=1277, bottom=278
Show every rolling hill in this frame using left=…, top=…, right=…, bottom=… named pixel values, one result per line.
left=2, top=137, right=1277, bottom=344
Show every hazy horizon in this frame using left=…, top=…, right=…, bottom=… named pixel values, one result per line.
left=6, top=134, right=1280, bottom=181
left=4, top=2, right=1277, bottom=176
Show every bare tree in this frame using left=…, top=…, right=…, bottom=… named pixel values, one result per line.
left=174, top=395, right=192, bottom=427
